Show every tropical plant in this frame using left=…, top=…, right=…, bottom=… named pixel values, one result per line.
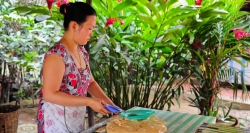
left=179, top=0, right=250, bottom=116
left=3, top=0, right=249, bottom=117
left=22, top=0, right=190, bottom=110
left=89, top=0, right=203, bottom=110
left=0, top=0, right=63, bottom=104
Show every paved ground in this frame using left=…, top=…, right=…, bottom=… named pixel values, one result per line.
left=15, top=83, right=250, bottom=132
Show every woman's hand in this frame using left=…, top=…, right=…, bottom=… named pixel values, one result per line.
left=89, top=98, right=110, bottom=115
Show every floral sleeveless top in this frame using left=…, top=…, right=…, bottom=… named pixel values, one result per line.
left=37, top=42, right=92, bottom=133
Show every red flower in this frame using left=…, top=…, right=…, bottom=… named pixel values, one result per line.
left=62, top=0, right=69, bottom=4
left=192, top=43, right=201, bottom=50
left=206, top=60, right=210, bottom=65
left=56, top=0, right=68, bottom=7
left=166, top=0, right=168, bottom=1
left=46, top=0, right=54, bottom=10
left=195, top=0, right=202, bottom=5
left=56, top=0, right=61, bottom=7
left=233, top=28, right=250, bottom=40
left=117, top=0, right=122, bottom=2
left=105, top=18, right=116, bottom=27
left=105, top=18, right=125, bottom=27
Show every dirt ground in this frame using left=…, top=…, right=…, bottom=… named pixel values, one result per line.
left=14, top=91, right=250, bottom=128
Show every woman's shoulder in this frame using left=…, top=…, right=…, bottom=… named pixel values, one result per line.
left=44, top=42, right=67, bottom=59
left=47, top=42, right=65, bottom=53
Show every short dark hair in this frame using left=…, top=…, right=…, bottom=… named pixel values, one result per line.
left=59, top=2, right=96, bottom=30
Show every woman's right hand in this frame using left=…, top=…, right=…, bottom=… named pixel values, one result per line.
left=89, top=98, right=110, bottom=115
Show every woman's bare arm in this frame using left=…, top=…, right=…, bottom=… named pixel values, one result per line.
left=87, top=80, right=115, bottom=106
left=42, top=54, right=109, bottom=114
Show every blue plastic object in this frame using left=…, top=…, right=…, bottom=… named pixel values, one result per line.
left=104, top=104, right=123, bottom=113
left=119, top=110, right=155, bottom=120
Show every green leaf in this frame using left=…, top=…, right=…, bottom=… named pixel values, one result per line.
left=120, top=52, right=131, bottom=65
left=134, top=3, right=151, bottom=16
left=142, top=27, right=152, bottom=38
left=92, top=1, right=109, bottom=16
left=121, top=40, right=135, bottom=50
left=158, top=0, right=167, bottom=12
left=166, top=6, right=197, bottom=18
left=162, top=25, right=185, bottom=42
left=137, top=14, right=157, bottom=30
left=200, top=9, right=228, bottom=18
left=203, top=1, right=225, bottom=10
left=166, top=0, right=178, bottom=8
left=34, top=35, right=47, bottom=43
left=160, top=46, right=174, bottom=53
left=145, top=2, right=162, bottom=22
left=12, top=6, right=32, bottom=12
left=243, top=41, right=250, bottom=46
left=231, top=57, right=246, bottom=67
left=123, top=34, right=151, bottom=43
left=225, top=102, right=233, bottom=118
left=141, top=43, right=153, bottom=51
left=114, top=0, right=138, bottom=12
left=122, top=14, right=136, bottom=31
left=220, top=44, right=239, bottom=59
left=92, top=34, right=107, bottom=54
left=241, top=54, right=250, bottom=62
left=169, top=32, right=179, bottom=45
left=189, top=32, right=194, bottom=44
left=231, top=19, right=250, bottom=30
left=236, top=11, right=250, bottom=18
left=193, top=51, right=205, bottom=64
left=26, top=8, right=50, bottom=15
left=161, top=33, right=170, bottom=42
left=163, top=12, right=197, bottom=27
left=106, top=0, right=112, bottom=14
left=110, top=37, right=117, bottom=48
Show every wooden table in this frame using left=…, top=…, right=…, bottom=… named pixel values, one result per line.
left=129, top=106, right=216, bottom=133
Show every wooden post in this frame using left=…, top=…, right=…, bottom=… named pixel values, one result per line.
left=85, top=0, right=95, bottom=128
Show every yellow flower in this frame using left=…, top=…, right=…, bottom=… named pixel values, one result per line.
left=7, top=52, right=12, bottom=56
left=200, top=64, right=205, bottom=72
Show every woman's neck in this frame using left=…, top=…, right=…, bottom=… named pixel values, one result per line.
left=61, top=35, right=78, bottom=51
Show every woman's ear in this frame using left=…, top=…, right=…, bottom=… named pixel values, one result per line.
left=69, top=21, right=79, bottom=32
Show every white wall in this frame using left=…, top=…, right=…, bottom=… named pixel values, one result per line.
left=226, top=57, right=250, bottom=85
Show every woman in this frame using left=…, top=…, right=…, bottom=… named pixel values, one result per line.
left=37, top=2, right=117, bottom=133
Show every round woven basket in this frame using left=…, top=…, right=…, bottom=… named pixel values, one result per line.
left=0, top=103, right=20, bottom=133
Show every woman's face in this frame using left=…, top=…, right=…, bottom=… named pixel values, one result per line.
left=73, top=15, right=96, bottom=45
